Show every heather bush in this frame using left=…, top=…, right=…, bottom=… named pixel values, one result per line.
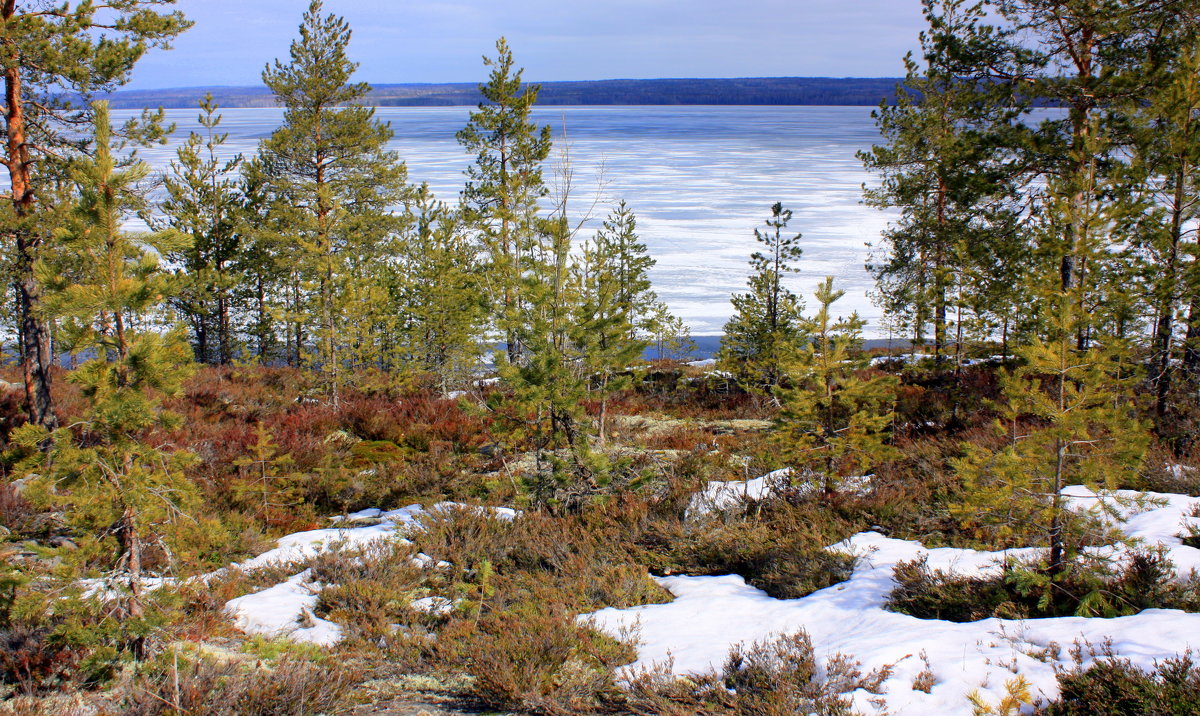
left=888, top=551, right=1200, bottom=621
left=464, top=612, right=630, bottom=714
left=0, top=625, right=81, bottom=696
left=1038, top=652, right=1200, bottom=715
left=647, top=496, right=859, bottom=600
left=103, top=653, right=355, bottom=715
left=618, top=630, right=887, bottom=715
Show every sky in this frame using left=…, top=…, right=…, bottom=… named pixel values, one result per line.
left=126, top=0, right=926, bottom=90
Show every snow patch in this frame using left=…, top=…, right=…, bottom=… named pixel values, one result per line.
left=687, top=468, right=873, bottom=517
left=589, top=485, right=1200, bottom=714
left=225, top=569, right=342, bottom=646
left=224, top=501, right=516, bottom=645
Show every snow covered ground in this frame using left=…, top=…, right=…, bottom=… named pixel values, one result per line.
left=688, top=467, right=874, bottom=516
left=224, top=502, right=515, bottom=645
left=217, top=472, right=1200, bottom=713
left=589, top=484, right=1200, bottom=714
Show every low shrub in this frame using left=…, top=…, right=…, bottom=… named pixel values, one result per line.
left=1038, top=652, right=1200, bottom=715
left=0, top=625, right=81, bottom=695
left=648, top=497, right=859, bottom=600
left=618, top=630, right=887, bottom=715
left=464, top=611, right=630, bottom=715
left=888, top=551, right=1200, bottom=622
left=103, top=653, right=355, bottom=715
left=0, top=483, right=39, bottom=536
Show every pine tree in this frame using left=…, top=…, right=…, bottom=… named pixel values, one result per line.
left=719, top=202, right=806, bottom=391
left=256, top=0, right=409, bottom=395
left=232, top=422, right=303, bottom=527
left=997, top=0, right=1184, bottom=347
left=950, top=277, right=1148, bottom=608
left=0, top=0, right=191, bottom=429
left=593, top=201, right=662, bottom=341
left=389, top=185, right=488, bottom=392
left=489, top=213, right=596, bottom=507
left=575, top=201, right=657, bottom=444
left=235, top=155, right=292, bottom=364
left=19, top=102, right=197, bottom=654
left=861, top=0, right=1028, bottom=362
left=649, top=305, right=696, bottom=361
left=776, top=277, right=898, bottom=500
left=160, top=94, right=244, bottom=365
left=458, top=37, right=553, bottom=365
left=1124, top=24, right=1200, bottom=429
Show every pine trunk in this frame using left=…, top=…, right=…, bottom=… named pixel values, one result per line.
left=5, top=58, right=58, bottom=430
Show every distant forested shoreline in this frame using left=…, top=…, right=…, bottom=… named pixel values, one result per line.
left=105, top=76, right=904, bottom=109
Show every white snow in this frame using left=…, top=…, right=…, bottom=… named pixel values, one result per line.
left=688, top=468, right=873, bottom=517
left=589, top=482, right=1200, bottom=714
left=688, top=467, right=791, bottom=516
left=225, top=569, right=343, bottom=646
left=224, top=501, right=515, bottom=645
left=233, top=503, right=429, bottom=572
left=870, top=353, right=935, bottom=366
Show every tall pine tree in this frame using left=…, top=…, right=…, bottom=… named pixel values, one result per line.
left=719, top=202, right=806, bottom=391
left=458, top=37, right=553, bottom=366
left=160, top=94, right=243, bottom=365
left=0, top=0, right=190, bottom=428
left=861, top=0, right=1028, bottom=362
left=256, top=0, right=409, bottom=395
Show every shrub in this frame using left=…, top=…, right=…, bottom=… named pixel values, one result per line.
left=1038, top=652, right=1200, bottom=715
left=1138, top=450, right=1200, bottom=496
left=649, top=497, right=859, bottom=600
left=888, top=551, right=1200, bottom=622
left=722, top=631, right=859, bottom=714
left=0, top=482, right=39, bottom=537
left=0, top=625, right=81, bottom=695
left=310, top=541, right=433, bottom=652
left=617, top=630, right=887, bottom=715
left=104, top=654, right=355, bottom=715
left=464, top=612, right=629, bottom=715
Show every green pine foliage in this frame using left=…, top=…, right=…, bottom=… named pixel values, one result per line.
left=15, top=102, right=199, bottom=652
left=489, top=213, right=597, bottom=507
left=860, top=0, right=1028, bottom=361
left=649, top=304, right=697, bottom=361
left=457, top=37, right=554, bottom=365
left=719, top=202, right=807, bottom=391
left=388, top=185, right=489, bottom=392
left=576, top=201, right=662, bottom=444
left=255, top=0, right=410, bottom=393
left=950, top=281, right=1149, bottom=598
left=775, top=277, right=898, bottom=499
left=160, top=94, right=244, bottom=366
left=231, top=422, right=305, bottom=526
left=1126, top=26, right=1200, bottom=428
left=0, top=0, right=192, bottom=429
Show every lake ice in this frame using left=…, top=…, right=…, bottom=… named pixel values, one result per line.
left=119, top=105, right=894, bottom=336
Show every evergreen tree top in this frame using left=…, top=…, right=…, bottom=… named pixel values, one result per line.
left=263, top=0, right=368, bottom=111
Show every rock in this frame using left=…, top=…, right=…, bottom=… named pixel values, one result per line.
left=48, top=536, right=78, bottom=550
left=9, top=475, right=35, bottom=495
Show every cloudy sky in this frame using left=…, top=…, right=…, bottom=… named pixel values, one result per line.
left=127, top=0, right=925, bottom=89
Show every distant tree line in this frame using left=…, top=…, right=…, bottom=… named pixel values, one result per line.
left=104, top=77, right=908, bottom=109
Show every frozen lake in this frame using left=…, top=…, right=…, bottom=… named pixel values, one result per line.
left=120, top=105, right=893, bottom=335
